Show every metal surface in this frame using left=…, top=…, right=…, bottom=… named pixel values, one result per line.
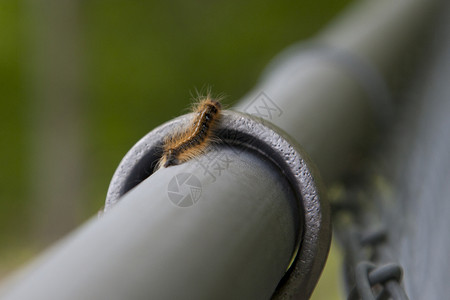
left=0, top=0, right=444, bottom=299
left=347, top=262, right=406, bottom=300
left=235, top=0, right=440, bottom=183
left=334, top=1, right=450, bottom=299
left=335, top=223, right=409, bottom=300
left=0, top=111, right=329, bottom=300
left=105, top=110, right=330, bottom=299
left=0, top=145, right=297, bottom=300
left=371, top=2, right=450, bottom=298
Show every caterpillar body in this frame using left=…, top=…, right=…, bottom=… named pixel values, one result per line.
left=157, top=97, right=222, bottom=169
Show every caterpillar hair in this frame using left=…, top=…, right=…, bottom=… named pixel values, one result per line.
left=157, top=95, right=222, bottom=169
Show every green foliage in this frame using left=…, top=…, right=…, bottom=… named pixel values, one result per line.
left=0, top=1, right=28, bottom=240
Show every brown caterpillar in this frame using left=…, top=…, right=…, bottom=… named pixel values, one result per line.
left=157, top=96, right=222, bottom=169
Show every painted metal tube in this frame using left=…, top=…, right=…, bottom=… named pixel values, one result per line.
left=0, top=110, right=328, bottom=300
left=0, top=0, right=441, bottom=299
left=235, top=0, right=441, bottom=183
left=0, top=147, right=298, bottom=300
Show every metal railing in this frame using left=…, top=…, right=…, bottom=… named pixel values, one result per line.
left=0, top=0, right=443, bottom=299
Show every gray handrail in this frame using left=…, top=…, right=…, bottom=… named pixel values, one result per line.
left=0, top=0, right=441, bottom=299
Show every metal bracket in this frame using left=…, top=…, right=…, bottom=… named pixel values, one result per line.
left=105, top=110, right=331, bottom=299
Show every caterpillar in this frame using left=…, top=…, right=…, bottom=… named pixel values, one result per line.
left=157, top=96, right=222, bottom=169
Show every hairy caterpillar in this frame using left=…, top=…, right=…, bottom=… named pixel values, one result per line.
left=157, top=96, right=222, bottom=169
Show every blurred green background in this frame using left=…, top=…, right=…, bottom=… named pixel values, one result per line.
left=0, top=0, right=353, bottom=298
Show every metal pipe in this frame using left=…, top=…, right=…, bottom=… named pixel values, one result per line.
left=0, top=111, right=328, bottom=300
left=102, top=111, right=330, bottom=299
left=0, top=0, right=441, bottom=299
left=0, top=147, right=298, bottom=300
left=235, top=0, right=441, bottom=183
